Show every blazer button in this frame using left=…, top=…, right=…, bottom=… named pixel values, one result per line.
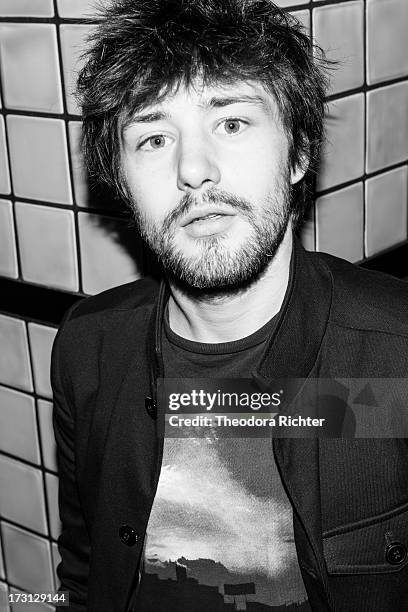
left=119, top=524, right=138, bottom=547
left=385, top=542, right=407, bottom=565
left=145, top=396, right=157, bottom=420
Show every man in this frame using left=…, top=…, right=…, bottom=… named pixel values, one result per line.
left=52, top=1, right=408, bottom=611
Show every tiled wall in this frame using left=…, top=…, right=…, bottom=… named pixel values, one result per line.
left=0, top=0, right=407, bottom=607
left=0, top=313, right=58, bottom=611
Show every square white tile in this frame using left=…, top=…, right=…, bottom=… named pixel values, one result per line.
left=27, top=323, right=57, bottom=400
left=0, top=24, right=62, bottom=113
left=366, top=82, right=408, bottom=173
left=7, top=116, right=72, bottom=205
left=0, top=456, right=47, bottom=534
left=79, top=212, right=141, bottom=295
left=365, top=166, right=408, bottom=257
left=0, top=200, right=18, bottom=278
left=60, top=24, right=98, bottom=115
left=0, top=0, right=53, bottom=17
left=37, top=400, right=57, bottom=473
left=2, top=524, right=53, bottom=593
left=0, top=117, right=11, bottom=194
left=15, top=202, right=78, bottom=292
left=0, top=386, right=40, bottom=464
left=0, top=315, right=32, bottom=392
left=316, top=182, right=364, bottom=263
left=367, top=0, right=408, bottom=85
left=313, top=1, right=364, bottom=95
left=318, top=93, right=365, bottom=191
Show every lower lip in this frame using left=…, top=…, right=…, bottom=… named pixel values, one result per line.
left=183, top=215, right=236, bottom=238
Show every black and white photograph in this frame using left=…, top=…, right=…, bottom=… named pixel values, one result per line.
left=0, top=0, right=408, bottom=611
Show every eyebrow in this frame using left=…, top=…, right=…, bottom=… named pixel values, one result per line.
left=205, top=94, right=268, bottom=109
left=123, top=94, right=269, bottom=130
left=127, top=110, right=170, bottom=124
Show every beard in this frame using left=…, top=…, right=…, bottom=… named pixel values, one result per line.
left=131, top=171, right=292, bottom=291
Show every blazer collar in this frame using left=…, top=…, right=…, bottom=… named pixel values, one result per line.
left=252, top=236, right=334, bottom=608
left=256, top=234, right=333, bottom=381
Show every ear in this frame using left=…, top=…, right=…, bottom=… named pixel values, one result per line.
left=290, top=150, right=309, bottom=185
left=290, top=135, right=310, bottom=185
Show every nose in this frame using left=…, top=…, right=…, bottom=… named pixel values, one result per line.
left=176, top=135, right=221, bottom=191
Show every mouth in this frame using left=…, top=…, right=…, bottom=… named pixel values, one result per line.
left=180, top=207, right=236, bottom=227
left=180, top=207, right=238, bottom=239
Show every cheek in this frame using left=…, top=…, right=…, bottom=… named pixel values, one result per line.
left=225, top=157, right=286, bottom=201
left=124, top=163, right=173, bottom=219
left=223, top=136, right=288, bottom=193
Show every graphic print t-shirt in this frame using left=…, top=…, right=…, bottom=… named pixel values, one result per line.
left=135, top=311, right=311, bottom=611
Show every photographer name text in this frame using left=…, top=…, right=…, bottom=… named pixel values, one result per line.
left=167, top=414, right=326, bottom=428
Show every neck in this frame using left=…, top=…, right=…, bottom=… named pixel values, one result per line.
left=166, top=226, right=293, bottom=343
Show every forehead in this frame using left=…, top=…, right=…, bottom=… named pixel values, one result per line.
left=125, top=79, right=280, bottom=122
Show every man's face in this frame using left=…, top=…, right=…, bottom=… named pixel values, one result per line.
left=121, top=80, right=305, bottom=289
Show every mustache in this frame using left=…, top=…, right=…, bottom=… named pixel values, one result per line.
left=162, top=188, right=254, bottom=233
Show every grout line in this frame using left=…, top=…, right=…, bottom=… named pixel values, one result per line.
left=1, top=108, right=81, bottom=121
left=0, top=194, right=129, bottom=220
left=23, top=319, right=36, bottom=413
left=34, top=396, right=55, bottom=560
left=53, top=0, right=59, bottom=21
left=53, top=9, right=85, bottom=294
left=0, top=308, right=61, bottom=328
left=362, top=0, right=368, bottom=258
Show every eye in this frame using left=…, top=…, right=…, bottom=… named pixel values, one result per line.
left=216, top=118, right=247, bottom=136
left=138, top=134, right=169, bottom=151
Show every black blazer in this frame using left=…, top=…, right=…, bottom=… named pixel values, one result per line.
left=52, top=238, right=408, bottom=611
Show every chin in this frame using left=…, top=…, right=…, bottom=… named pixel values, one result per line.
left=163, top=245, right=277, bottom=293
left=146, top=208, right=291, bottom=292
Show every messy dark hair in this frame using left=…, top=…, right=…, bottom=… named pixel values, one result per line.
left=77, top=0, right=330, bottom=225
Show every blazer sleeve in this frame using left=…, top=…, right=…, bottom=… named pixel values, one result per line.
left=52, top=307, right=90, bottom=612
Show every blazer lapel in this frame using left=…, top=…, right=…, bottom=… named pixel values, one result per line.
left=254, top=238, right=334, bottom=606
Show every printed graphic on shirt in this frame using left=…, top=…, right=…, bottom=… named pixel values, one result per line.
left=139, top=435, right=311, bottom=611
